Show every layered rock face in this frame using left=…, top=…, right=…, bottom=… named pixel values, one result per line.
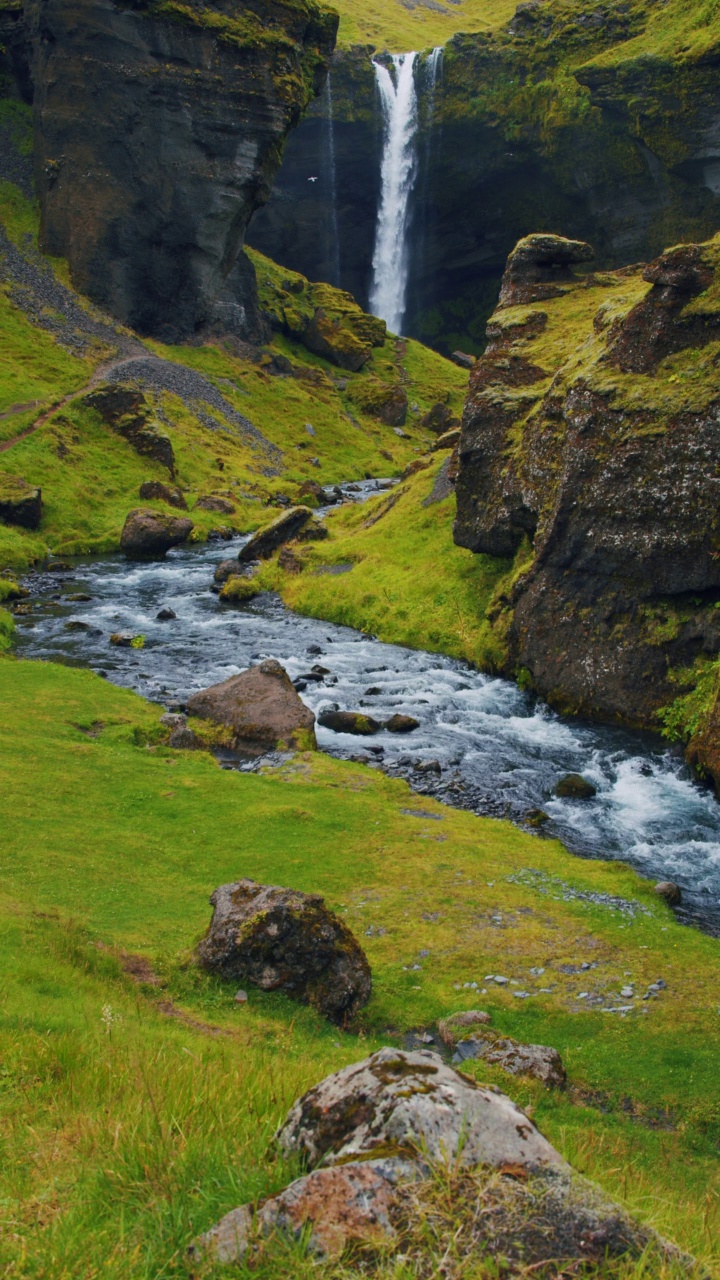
left=21, top=0, right=337, bottom=341
left=454, top=232, right=720, bottom=729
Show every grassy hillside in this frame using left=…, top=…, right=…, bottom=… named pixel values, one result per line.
left=0, top=168, right=466, bottom=573
left=329, top=0, right=517, bottom=52
left=1, top=656, right=719, bottom=1276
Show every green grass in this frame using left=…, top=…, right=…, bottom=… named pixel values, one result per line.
left=328, top=0, right=517, bottom=51
left=260, top=457, right=512, bottom=670
left=1, top=657, right=719, bottom=1275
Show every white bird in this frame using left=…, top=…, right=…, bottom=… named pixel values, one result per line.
left=308, top=176, right=318, bottom=182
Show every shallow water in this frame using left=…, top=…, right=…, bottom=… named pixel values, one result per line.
left=15, top=485, right=720, bottom=934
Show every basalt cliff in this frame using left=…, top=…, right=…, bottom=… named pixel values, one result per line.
left=2, top=0, right=337, bottom=340
left=453, top=230, right=720, bottom=775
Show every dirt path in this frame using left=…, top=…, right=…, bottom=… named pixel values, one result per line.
left=0, top=354, right=148, bottom=455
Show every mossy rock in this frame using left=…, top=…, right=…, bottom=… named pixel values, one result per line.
left=0, top=474, right=42, bottom=530
left=219, top=576, right=261, bottom=602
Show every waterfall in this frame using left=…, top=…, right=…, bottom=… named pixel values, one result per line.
left=324, top=71, right=341, bottom=288
left=425, top=45, right=443, bottom=128
left=369, top=53, right=419, bottom=336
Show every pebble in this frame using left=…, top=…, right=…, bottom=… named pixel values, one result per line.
left=234, top=990, right=248, bottom=1004
left=620, top=986, right=634, bottom=998
left=513, top=991, right=532, bottom=999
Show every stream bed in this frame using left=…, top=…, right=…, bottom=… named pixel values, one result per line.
left=14, top=490, right=720, bottom=936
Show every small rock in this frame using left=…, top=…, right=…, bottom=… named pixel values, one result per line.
left=160, top=713, right=186, bottom=729
left=66, top=592, right=92, bottom=602
left=156, top=607, right=176, bottom=621
left=194, top=494, right=236, bottom=514
left=109, top=632, right=136, bottom=647
left=385, top=713, right=420, bottom=733
left=0, top=475, right=42, bottom=529
left=620, top=986, right=634, bottom=998
left=234, top=989, right=248, bottom=1004
left=220, top=576, right=261, bottom=602
left=654, top=881, right=682, bottom=905
left=138, top=480, right=187, bottom=510
left=214, top=558, right=241, bottom=584
left=525, top=808, right=549, bottom=828
left=553, top=773, right=597, bottom=800
left=451, top=350, right=475, bottom=370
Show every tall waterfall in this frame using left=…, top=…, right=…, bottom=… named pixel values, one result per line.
left=425, top=45, right=443, bottom=126
left=369, top=53, right=419, bottom=335
left=324, top=71, right=341, bottom=288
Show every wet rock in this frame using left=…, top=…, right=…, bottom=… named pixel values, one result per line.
left=0, top=475, right=42, bottom=530
left=553, top=773, right=597, bottom=800
left=85, top=387, right=175, bottom=473
left=139, top=480, right=187, bottom=509
left=654, top=881, right=682, bottom=906
left=186, top=658, right=316, bottom=752
left=415, top=759, right=441, bottom=774
left=238, top=507, right=312, bottom=562
left=156, top=606, right=176, bottom=621
left=385, top=713, right=420, bottom=733
left=194, top=494, right=236, bottom=514
left=319, top=710, right=381, bottom=735
left=525, top=808, right=549, bottom=827
left=197, top=879, right=371, bottom=1025
left=498, top=234, right=594, bottom=308
left=214, top=558, right=241, bottom=584
left=296, top=479, right=326, bottom=505
left=109, top=632, right=137, bottom=647
left=437, top=1009, right=492, bottom=1049
left=276, top=1047, right=563, bottom=1170
left=219, top=576, right=261, bottom=602
left=452, top=1033, right=566, bottom=1089
left=120, top=508, right=193, bottom=558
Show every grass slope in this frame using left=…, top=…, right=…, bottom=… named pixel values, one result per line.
left=1, top=657, right=719, bottom=1275
left=0, top=175, right=466, bottom=573
left=329, top=0, right=517, bottom=52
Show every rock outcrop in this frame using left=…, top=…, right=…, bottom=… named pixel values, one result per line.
left=85, top=386, right=175, bottom=474
left=0, top=475, right=42, bottom=529
left=186, top=658, right=316, bottom=751
left=138, top=481, right=187, bottom=510
left=22, top=0, right=337, bottom=341
left=120, top=508, right=193, bottom=557
left=196, top=879, right=371, bottom=1024
left=192, top=1049, right=689, bottom=1269
left=454, top=232, right=720, bottom=732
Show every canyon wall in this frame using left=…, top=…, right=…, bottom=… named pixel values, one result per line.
left=248, top=2, right=720, bottom=353
left=11, top=0, right=337, bottom=341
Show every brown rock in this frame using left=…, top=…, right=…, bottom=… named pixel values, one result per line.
left=296, top=518, right=329, bottom=542
left=431, top=427, right=461, bottom=451
left=451, top=351, right=475, bottom=370
left=194, top=494, right=236, bottom=513
left=120, top=508, right=193, bottom=558
left=196, top=878, right=371, bottom=1024
left=453, top=1033, right=566, bottom=1090
left=238, top=507, right=313, bottom=562
left=385, top=713, right=419, bottom=733
left=420, top=402, right=458, bottom=434
left=401, top=458, right=432, bottom=480
left=654, top=881, right=682, bottom=906
left=186, top=658, right=316, bottom=752
left=214, top=558, right=241, bottom=583
left=138, top=480, right=187, bottom=509
left=277, top=546, right=304, bottom=574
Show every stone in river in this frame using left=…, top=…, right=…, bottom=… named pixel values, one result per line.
left=553, top=773, right=597, bottom=799
left=238, top=506, right=313, bottom=561
left=385, top=714, right=420, bottom=733
left=319, top=710, right=381, bottom=735
left=654, top=881, right=682, bottom=905
left=187, top=658, right=316, bottom=753
left=156, top=607, right=176, bottom=620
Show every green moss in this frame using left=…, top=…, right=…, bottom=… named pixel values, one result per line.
left=0, top=605, right=14, bottom=650
left=219, top=574, right=261, bottom=601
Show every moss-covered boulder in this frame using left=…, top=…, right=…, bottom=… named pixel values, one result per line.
left=85, top=386, right=175, bottom=474
left=219, top=575, right=261, bottom=602
left=120, top=508, right=193, bottom=558
left=347, top=377, right=408, bottom=426
left=239, top=506, right=313, bottom=561
left=318, top=710, right=381, bottom=735
left=197, top=878, right=371, bottom=1024
left=0, top=475, right=42, bottom=530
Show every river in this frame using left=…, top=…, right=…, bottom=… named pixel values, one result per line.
left=14, top=482, right=720, bottom=935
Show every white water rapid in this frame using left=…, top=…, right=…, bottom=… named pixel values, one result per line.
left=369, top=53, right=419, bottom=335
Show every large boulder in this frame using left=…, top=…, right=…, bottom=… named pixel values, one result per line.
left=238, top=507, right=312, bottom=562
left=120, top=508, right=193, bottom=558
left=187, top=658, right=315, bottom=751
left=192, top=1049, right=692, bottom=1270
left=498, top=233, right=594, bottom=308
left=196, top=879, right=371, bottom=1025
left=0, top=475, right=42, bottom=530
left=276, top=1047, right=563, bottom=1171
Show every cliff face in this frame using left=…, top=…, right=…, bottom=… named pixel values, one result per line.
left=248, top=0, right=720, bottom=354
left=21, top=0, right=337, bottom=341
left=454, top=231, right=720, bottom=733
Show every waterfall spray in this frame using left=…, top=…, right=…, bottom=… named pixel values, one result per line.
left=369, top=53, right=419, bottom=335
left=325, top=71, right=341, bottom=288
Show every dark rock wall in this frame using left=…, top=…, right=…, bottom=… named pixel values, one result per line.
left=248, top=19, right=720, bottom=355
left=21, top=0, right=337, bottom=341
